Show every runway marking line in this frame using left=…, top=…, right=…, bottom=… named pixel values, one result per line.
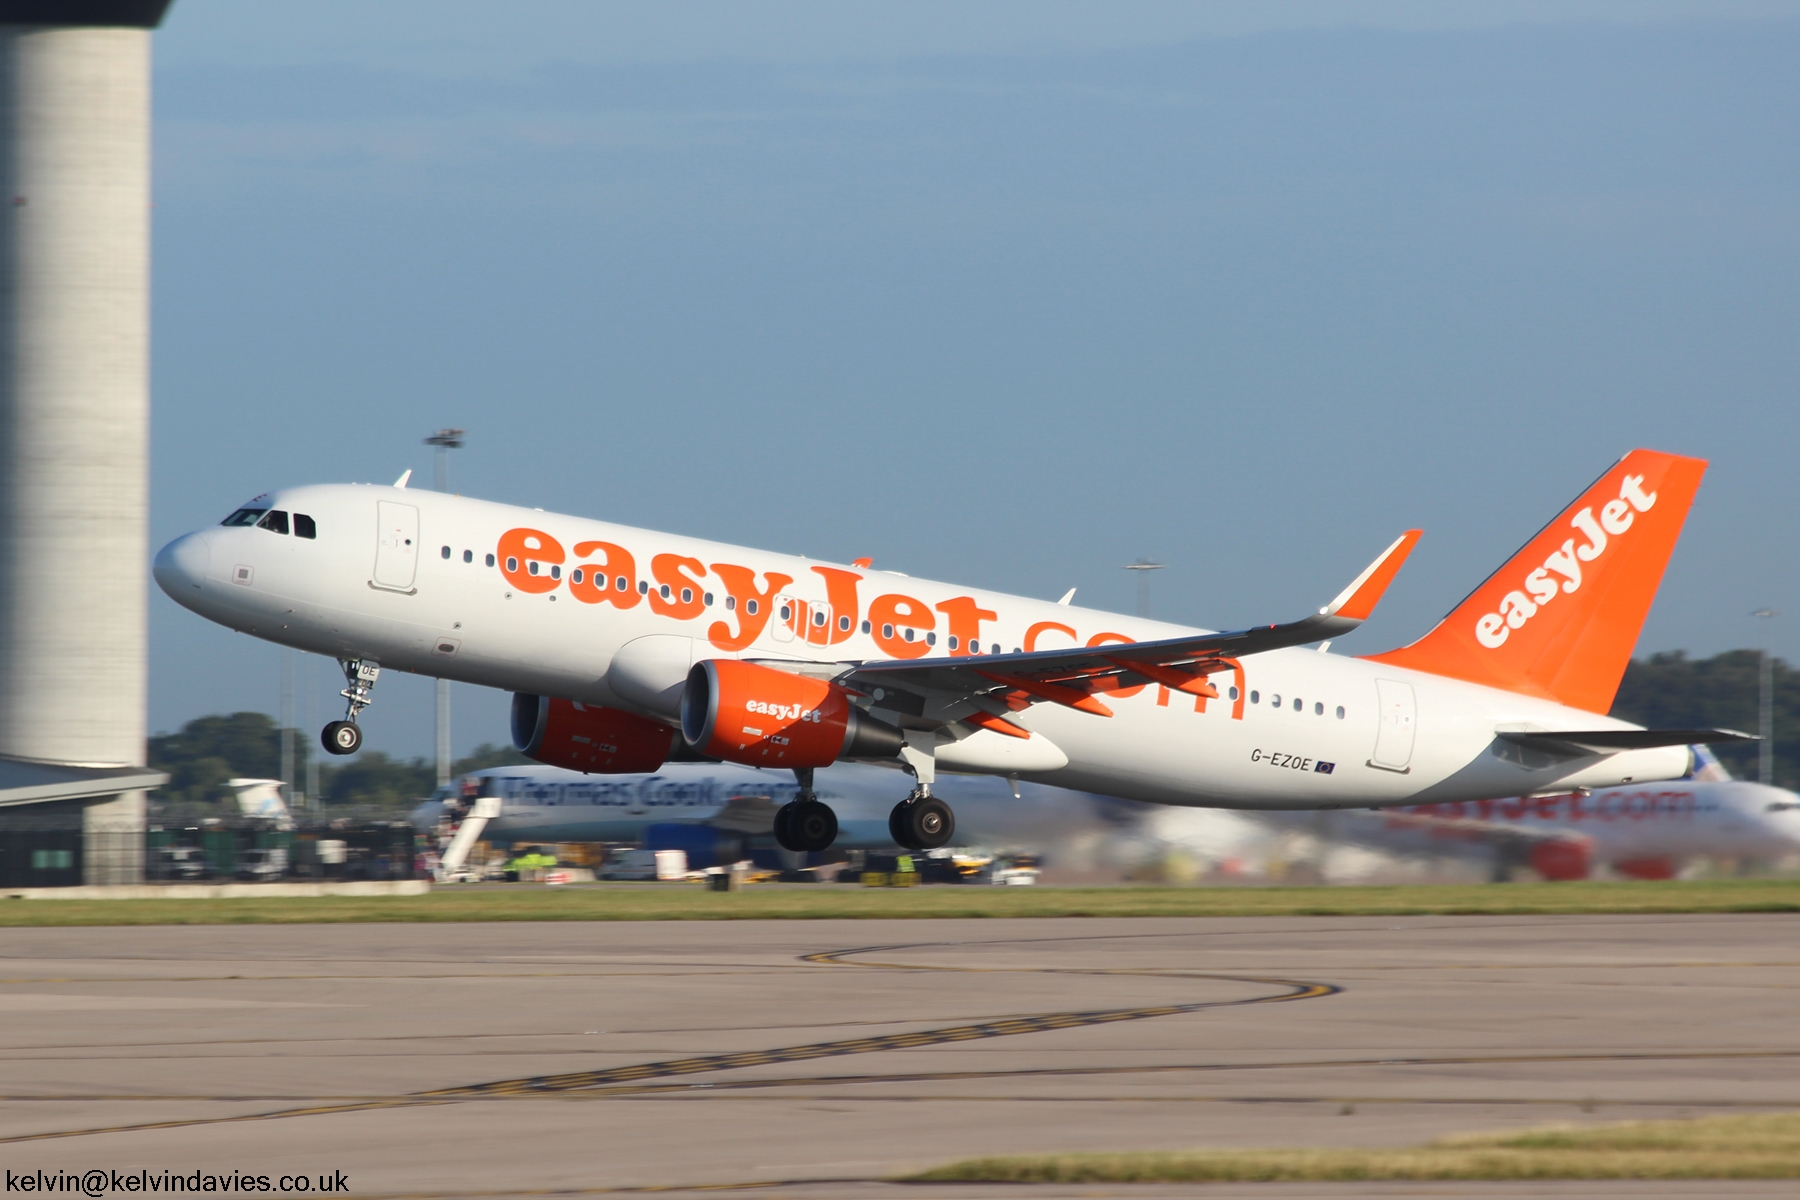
left=0, top=939, right=1336, bottom=1142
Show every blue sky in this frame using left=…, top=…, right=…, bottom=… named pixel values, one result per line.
left=148, top=1, right=1800, bottom=760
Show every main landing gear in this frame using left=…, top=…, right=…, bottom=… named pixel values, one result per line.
left=889, top=788, right=955, bottom=851
left=321, top=658, right=380, bottom=756
left=774, top=767, right=839, bottom=853
left=889, top=735, right=954, bottom=851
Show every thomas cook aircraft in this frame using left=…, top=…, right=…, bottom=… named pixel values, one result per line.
left=154, top=448, right=1750, bottom=853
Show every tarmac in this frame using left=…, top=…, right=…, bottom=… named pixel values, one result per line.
left=0, top=913, right=1796, bottom=1198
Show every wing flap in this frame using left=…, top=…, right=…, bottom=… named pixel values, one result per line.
left=1498, top=728, right=1757, bottom=756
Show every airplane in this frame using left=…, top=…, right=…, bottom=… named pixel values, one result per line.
left=154, top=447, right=1751, bottom=853
left=408, top=759, right=1107, bottom=867
left=1352, top=746, right=1800, bottom=881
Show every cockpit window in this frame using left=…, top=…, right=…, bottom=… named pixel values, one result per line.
left=221, top=508, right=267, bottom=527
left=293, top=513, right=316, bottom=540
left=256, top=510, right=290, bottom=535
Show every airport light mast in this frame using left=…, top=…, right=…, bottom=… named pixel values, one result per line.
left=1125, top=558, right=1163, bottom=619
left=425, top=428, right=465, bottom=789
left=1753, top=607, right=1779, bottom=784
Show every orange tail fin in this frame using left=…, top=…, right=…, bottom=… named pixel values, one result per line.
left=1364, top=449, right=1706, bottom=713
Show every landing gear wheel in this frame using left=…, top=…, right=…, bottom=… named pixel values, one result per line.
left=321, top=720, right=362, bottom=756
left=775, top=800, right=838, bottom=853
left=891, top=796, right=954, bottom=851
left=889, top=800, right=915, bottom=850
left=790, top=800, right=838, bottom=852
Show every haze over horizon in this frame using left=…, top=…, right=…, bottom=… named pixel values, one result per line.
left=148, top=1, right=1800, bottom=761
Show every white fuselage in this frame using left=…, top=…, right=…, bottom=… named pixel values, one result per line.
left=1394, top=779, right=1800, bottom=866
left=154, top=485, right=1688, bottom=810
left=413, top=760, right=1100, bottom=848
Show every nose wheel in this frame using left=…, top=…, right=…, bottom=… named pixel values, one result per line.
left=775, top=766, right=839, bottom=853
left=890, top=791, right=954, bottom=851
left=321, top=720, right=362, bottom=755
left=321, top=658, right=380, bottom=757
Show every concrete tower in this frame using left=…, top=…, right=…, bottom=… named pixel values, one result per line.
left=0, top=1, right=172, bottom=882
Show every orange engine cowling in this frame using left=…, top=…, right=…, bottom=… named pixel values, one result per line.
left=680, top=659, right=903, bottom=769
left=1528, top=837, right=1593, bottom=882
left=511, top=694, right=677, bottom=773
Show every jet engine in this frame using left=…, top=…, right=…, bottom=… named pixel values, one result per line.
left=1528, top=837, right=1593, bottom=882
left=511, top=694, right=679, bottom=773
left=681, top=659, right=903, bottom=769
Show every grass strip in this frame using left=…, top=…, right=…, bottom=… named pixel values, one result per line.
left=905, top=1113, right=1800, bottom=1182
left=0, top=878, right=1796, bottom=925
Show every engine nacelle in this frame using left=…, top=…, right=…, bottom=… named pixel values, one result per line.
left=1528, top=837, right=1593, bottom=882
left=680, top=659, right=903, bottom=769
left=511, top=694, right=677, bottom=773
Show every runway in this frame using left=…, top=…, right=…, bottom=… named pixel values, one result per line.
left=0, top=914, right=1796, bottom=1198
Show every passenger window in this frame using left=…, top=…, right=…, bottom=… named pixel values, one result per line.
left=486, top=553, right=496, bottom=567
left=1314, top=702, right=1323, bottom=715
left=861, top=620, right=871, bottom=633
left=1249, top=691, right=1260, bottom=704
left=293, top=513, right=317, bottom=539
left=838, top=615, right=851, bottom=632
left=1336, top=706, right=1346, bottom=719
left=1229, top=686, right=1240, bottom=700
left=256, top=510, right=289, bottom=535
left=220, top=507, right=267, bottom=527
left=571, top=569, right=584, bottom=584
left=463, top=549, right=472, bottom=563
left=926, top=632, right=937, bottom=646
left=1270, top=694, right=1280, bottom=707
left=948, top=636, right=959, bottom=650
left=1293, top=697, right=1302, bottom=711
left=440, top=545, right=450, bottom=559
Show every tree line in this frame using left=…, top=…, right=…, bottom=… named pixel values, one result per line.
left=145, top=649, right=1799, bottom=809
left=147, top=712, right=527, bottom=809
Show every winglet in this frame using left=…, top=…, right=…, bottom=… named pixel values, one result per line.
left=394, top=469, right=413, bottom=488
left=1322, top=530, right=1422, bottom=623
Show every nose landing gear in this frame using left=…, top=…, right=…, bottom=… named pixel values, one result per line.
left=774, top=767, right=840, bottom=853
left=321, top=658, right=380, bottom=757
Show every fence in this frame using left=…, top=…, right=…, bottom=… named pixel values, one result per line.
left=0, top=815, right=420, bottom=888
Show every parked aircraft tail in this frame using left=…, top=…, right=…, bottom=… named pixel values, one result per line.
left=1365, top=449, right=1706, bottom=714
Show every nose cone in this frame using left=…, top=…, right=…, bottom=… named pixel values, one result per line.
left=153, top=531, right=212, bottom=604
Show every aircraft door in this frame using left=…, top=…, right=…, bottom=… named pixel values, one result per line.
left=806, top=603, right=833, bottom=646
left=770, top=596, right=796, bottom=642
left=1371, top=679, right=1416, bottom=772
left=373, top=501, right=420, bottom=591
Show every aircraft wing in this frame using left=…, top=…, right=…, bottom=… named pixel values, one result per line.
left=705, top=792, right=781, bottom=834
left=1498, top=728, right=1758, bottom=756
left=844, top=531, right=1420, bottom=722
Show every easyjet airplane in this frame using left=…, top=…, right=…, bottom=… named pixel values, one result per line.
left=153, top=448, right=1748, bottom=852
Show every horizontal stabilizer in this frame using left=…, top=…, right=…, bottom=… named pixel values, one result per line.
left=1498, top=728, right=1757, bottom=755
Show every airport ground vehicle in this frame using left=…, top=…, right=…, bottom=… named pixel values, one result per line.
left=233, top=847, right=287, bottom=881
left=157, top=449, right=1745, bottom=854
